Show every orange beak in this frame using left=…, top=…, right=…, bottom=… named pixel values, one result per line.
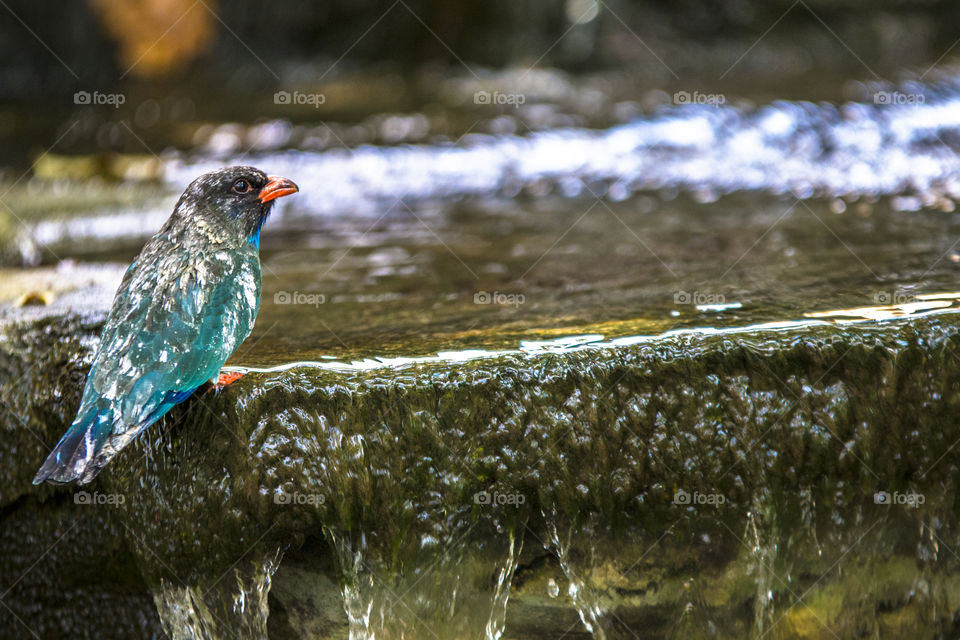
left=259, top=175, right=299, bottom=203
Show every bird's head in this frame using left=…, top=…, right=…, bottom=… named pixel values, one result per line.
left=173, top=166, right=299, bottom=247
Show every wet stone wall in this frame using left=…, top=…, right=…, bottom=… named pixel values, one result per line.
left=3, top=312, right=960, bottom=638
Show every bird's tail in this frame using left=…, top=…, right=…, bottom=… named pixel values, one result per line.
left=33, top=409, right=110, bottom=485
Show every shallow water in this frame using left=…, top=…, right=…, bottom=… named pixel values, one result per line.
left=7, top=74, right=960, bottom=640
left=14, top=80, right=960, bottom=365
left=30, top=189, right=960, bottom=366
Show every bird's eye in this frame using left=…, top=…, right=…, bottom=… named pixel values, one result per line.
left=231, top=179, right=251, bottom=194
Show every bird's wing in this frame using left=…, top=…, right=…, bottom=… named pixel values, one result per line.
left=34, top=238, right=261, bottom=483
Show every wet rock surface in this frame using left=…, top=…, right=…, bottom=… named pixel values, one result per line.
left=6, top=59, right=960, bottom=639
left=5, top=0, right=960, bottom=636
left=0, top=316, right=164, bottom=639
left=0, top=497, right=164, bottom=639
left=4, top=169, right=960, bottom=637
left=5, top=305, right=960, bottom=638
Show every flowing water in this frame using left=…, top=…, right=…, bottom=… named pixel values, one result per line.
left=17, top=78, right=960, bottom=364
left=8, top=72, right=960, bottom=639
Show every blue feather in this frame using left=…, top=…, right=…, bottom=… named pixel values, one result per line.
left=33, top=242, right=260, bottom=484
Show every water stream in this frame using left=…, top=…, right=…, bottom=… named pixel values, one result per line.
left=8, top=76, right=960, bottom=639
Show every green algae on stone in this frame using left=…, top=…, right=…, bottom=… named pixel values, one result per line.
left=99, top=316, right=960, bottom=637
left=6, top=310, right=960, bottom=638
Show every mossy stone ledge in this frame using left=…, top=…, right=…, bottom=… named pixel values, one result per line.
left=3, top=311, right=960, bottom=638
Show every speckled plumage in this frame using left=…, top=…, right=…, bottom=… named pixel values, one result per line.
left=34, top=166, right=297, bottom=484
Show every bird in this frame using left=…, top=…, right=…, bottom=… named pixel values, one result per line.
left=33, top=166, right=298, bottom=484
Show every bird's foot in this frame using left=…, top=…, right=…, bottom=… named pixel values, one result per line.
left=216, top=371, right=244, bottom=386
left=209, top=371, right=244, bottom=392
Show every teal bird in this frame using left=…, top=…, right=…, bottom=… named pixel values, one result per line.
left=33, top=166, right=298, bottom=484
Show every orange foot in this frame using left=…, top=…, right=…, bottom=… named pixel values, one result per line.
left=216, top=371, right=245, bottom=386
left=207, top=371, right=244, bottom=394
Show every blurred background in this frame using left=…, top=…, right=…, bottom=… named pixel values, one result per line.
left=9, top=3, right=960, bottom=640
left=3, top=0, right=958, bottom=164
